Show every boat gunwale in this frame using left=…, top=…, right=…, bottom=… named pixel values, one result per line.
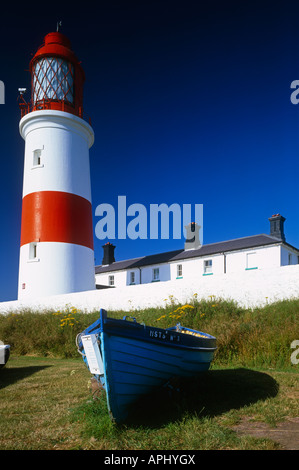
left=104, top=330, right=217, bottom=352
left=78, top=310, right=216, bottom=353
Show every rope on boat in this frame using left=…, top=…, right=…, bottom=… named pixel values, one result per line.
left=75, top=333, right=85, bottom=356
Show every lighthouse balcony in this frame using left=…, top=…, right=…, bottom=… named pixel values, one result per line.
left=19, top=98, right=83, bottom=118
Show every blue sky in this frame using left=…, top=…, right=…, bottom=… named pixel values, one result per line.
left=1, top=0, right=299, bottom=301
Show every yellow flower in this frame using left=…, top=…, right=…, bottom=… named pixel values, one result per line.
left=157, top=314, right=166, bottom=321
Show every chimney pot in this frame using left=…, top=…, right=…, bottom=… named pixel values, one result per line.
left=102, top=242, right=115, bottom=265
left=268, top=214, right=286, bottom=242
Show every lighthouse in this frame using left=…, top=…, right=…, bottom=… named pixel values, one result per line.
left=18, top=31, right=95, bottom=299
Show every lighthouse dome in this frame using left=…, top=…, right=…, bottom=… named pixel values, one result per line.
left=29, top=32, right=85, bottom=117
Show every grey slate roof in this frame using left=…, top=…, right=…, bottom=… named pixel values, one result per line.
left=95, top=233, right=296, bottom=274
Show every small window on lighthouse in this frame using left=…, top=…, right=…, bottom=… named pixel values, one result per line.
left=33, top=149, right=42, bottom=167
left=29, top=242, right=38, bottom=260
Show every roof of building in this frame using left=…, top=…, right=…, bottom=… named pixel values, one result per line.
left=95, top=233, right=298, bottom=274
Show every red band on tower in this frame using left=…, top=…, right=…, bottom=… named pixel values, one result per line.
left=20, top=191, right=94, bottom=250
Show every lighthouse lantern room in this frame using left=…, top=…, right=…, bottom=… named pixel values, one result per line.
left=18, top=31, right=95, bottom=299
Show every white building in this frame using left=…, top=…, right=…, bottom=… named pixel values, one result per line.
left=95, top=214, right=299, bottom=289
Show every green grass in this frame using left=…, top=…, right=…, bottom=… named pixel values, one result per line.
left=0, top=297, right=298, bottom=450
left=0, top=297, right=298, bottom=368
left=1, top=357, right=298, bottom=450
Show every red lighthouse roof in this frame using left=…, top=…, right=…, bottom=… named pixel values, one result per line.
left=30, top=32, right=84, bottom=77
left=20, top=31, right=86, bottom=118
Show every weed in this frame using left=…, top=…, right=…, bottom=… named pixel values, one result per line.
left=0, top=298, right=298, bottom=368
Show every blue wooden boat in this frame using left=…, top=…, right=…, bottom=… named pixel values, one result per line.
left=0, top=344, right=10, bottom=369
left=76, top=309, right=216, bottom=423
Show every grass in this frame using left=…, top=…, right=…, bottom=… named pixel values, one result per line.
left=1, top=357, right=298, bottom=450
left=0, top=297, right=298, bottom=368
left=0, top=297, right=298, bottom=450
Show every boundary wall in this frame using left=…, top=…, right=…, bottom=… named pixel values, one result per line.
left=0, top=265, right=299, bottom=314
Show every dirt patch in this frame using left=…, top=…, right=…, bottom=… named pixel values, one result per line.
left=232, top=417, right=299, bottom=450
left=90, top=377, right=105, bottom=398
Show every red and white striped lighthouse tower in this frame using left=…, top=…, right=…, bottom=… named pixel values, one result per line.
left=18, top=31, right=95, bottom=299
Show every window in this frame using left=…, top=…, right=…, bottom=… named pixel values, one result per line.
left=32, top=57, right=74, bottom=104
left=130, top=272, right=135, bottom=285
left=288, top=253, right=292, bottom=265
left=32, top=148, right=44, bottom=168
left=204, top=259, right=212, bottom=274
left=29, top=242, right=38, bottom=261
left=33, top=149, right=41, bottom=166
left=108, top=275, right=114, bottom=287
left=246, top=252, right=257, bottom=270
left=177, top=264, right=183, bottom=278
left=152, top=268, right=160, bottom=281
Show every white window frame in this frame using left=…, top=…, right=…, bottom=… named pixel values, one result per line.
left=152, top=267, right=160, bottom=282
left=108, top=275, right=115, bottom=287
left=28, top=242, right=39, bottom=262
left=177, top=264, right=183, bottom=278
left=204, top=259, right=212, bottom=274
left=130, top=271, right=135, bottom=285
left=32, top=147, right=44, bottom=169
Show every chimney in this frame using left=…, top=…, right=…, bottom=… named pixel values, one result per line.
left=184, top=222, right=202, bottom=250
left=268, top=214, right=286, bottom=242
left=102, top=242, right=115, bottom=265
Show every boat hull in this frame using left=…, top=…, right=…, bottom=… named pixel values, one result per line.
left=102, top=332, right=214, bottom=422
left=77, top=309, right=216, bottom=423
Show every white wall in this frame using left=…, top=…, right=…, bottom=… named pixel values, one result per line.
left=126, top=269, right=141, bottom=285
left=225, top=245, right=281, bottom=273
left=96, top=263, right=172, bottom=287
left=20, top=110, right=94, bottom=200
left=19, top=242, right=95, bottom=299
left=281, top=245, right=299, bottom=266
left=140, top=264, right=171, bottom=284
left=1, top=264, right=299, bottom=314
left=95, top=245, right=283, bottom=287
left=96, top=270, right=127, bottom=288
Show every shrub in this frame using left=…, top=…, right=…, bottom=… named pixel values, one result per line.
left=0, top=298, right=298, bottom=368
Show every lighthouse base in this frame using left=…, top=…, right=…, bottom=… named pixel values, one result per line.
left=18, top=242, right=95, bottom=300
